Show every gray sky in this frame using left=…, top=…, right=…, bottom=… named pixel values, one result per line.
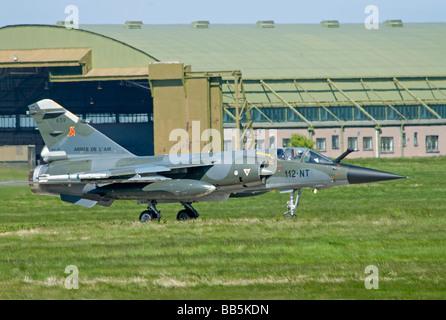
left=1, top=0, right=445, bottom=26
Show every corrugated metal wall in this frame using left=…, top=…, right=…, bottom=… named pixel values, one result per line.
left=0, top=145, right=35, bottom=166
left=149, top=62, right=223, bottom=155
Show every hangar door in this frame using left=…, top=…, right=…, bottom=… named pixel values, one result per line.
left=149, top=62, right=223, bottom=155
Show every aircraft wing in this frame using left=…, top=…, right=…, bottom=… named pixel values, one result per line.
left=36, top=162, right=212, bottom=184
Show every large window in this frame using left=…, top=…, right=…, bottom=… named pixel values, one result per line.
left=332, top=135, right=339, bottom=150
left=84, top=113, right=116, bottom=124
left=316, top=138, right=326, bottom=152
left=269, top=136, right=276, bottom=149
left=119, top=113, right=149, bottom=123
left=224, top=140, right=232, bottom=151
left=19, top=115, right=36, bottom=128
left=82, top=113, right=150, bottom=124
left=363, top=137, right=373, bottom=151
left=256, top=139, right=265, bottom=149
left=0, top=115, right=16, bottom=128
left=348, top=137, right=358, bottom=150
left=282, top=138, right=290, bottom=147
left=381, top=137, right=394, bottom=153
left=426, top=135, right=439, bottom=152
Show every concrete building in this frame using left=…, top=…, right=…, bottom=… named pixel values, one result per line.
left=0, top=21, right=445, bottom=162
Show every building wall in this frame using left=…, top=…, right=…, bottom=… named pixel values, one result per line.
left=224, top=125, right=445, bottom=159
left=297, top=126, right=444, bottom=158
left=403, top=125, right=444, bottom=158
left=0, top=145, right=35, bottom=166
left=150, top=63, right=223, bottom=155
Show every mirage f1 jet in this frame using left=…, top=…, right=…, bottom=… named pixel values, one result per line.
left=27, top=99, right=406, bottom=221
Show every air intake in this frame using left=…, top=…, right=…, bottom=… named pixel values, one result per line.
left=321, top=20, right=340, bottom=28
left=256, top=20, right=275, bottom=28
left=384, top=20, right=403, bottom=27
left=124, top=21, right=143, bottom=29
left=191, top=21, right=210, bottom=29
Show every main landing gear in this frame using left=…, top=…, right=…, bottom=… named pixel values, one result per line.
left=284, top=189, right=301, bottom=218
left=177, top=202, right=200, bottom=221
left=138, top=201, right=199, bottom=222
left=139, top=200, right=162, bottom=222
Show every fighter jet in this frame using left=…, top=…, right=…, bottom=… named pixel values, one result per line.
left=27, top=99, right=406, bottom=221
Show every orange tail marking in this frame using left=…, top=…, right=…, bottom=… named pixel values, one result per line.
left=67, top=126, right=76, bottom=137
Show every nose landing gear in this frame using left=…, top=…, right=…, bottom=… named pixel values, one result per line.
left=284, top=189, right=301, bottom=218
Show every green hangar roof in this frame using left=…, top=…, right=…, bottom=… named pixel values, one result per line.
left=1, top=23, right=446, bottom=79
left=82, top=23, right=446, bottom=79
left=0, top=24, right=158, bottom=81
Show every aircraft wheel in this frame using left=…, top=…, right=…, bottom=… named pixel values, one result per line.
left=177, top=209, right=195, bottom=221
left=139, top=210, right=156, bottom=222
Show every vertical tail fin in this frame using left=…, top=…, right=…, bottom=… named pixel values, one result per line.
left=28, top=99, right=134, bottom=160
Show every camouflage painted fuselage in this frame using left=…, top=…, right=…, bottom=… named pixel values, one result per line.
left=28, top=99, right=405, bottom=209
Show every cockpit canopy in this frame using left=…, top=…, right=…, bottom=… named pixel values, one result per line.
left=277, top=147, right=333, bottom=165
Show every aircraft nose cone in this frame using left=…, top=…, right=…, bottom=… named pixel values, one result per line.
left=346, top=165, right=407, bottom=184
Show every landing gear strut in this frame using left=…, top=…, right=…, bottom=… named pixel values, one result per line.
left=177, top=202, right=200, bottom=221
left=284, top=189, right=301, bottom=218
left=139, top=200, right=162, bottom=222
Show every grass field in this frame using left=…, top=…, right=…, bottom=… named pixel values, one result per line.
left=0, top=156, right=445, bottom=300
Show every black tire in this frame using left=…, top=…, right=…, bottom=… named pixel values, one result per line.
left=139, top=210, right=155, bottom=222
left=177, top=209, right=194, bottom=221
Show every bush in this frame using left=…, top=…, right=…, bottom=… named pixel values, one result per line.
left=286, top=134, right=315, bottom=149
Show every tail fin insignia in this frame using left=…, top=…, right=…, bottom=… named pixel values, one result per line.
left=28, top=99, right=134, bottom=161
left=67, top=126, right=76, bottom=137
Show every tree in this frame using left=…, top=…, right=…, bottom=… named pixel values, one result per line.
left=286, top=134, right=315, bottom=149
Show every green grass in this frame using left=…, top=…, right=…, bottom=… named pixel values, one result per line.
left=0, top=157, right=445, bottom=299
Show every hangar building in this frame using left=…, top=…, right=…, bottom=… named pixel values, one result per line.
left=0, top=21, right=445, bottom=162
